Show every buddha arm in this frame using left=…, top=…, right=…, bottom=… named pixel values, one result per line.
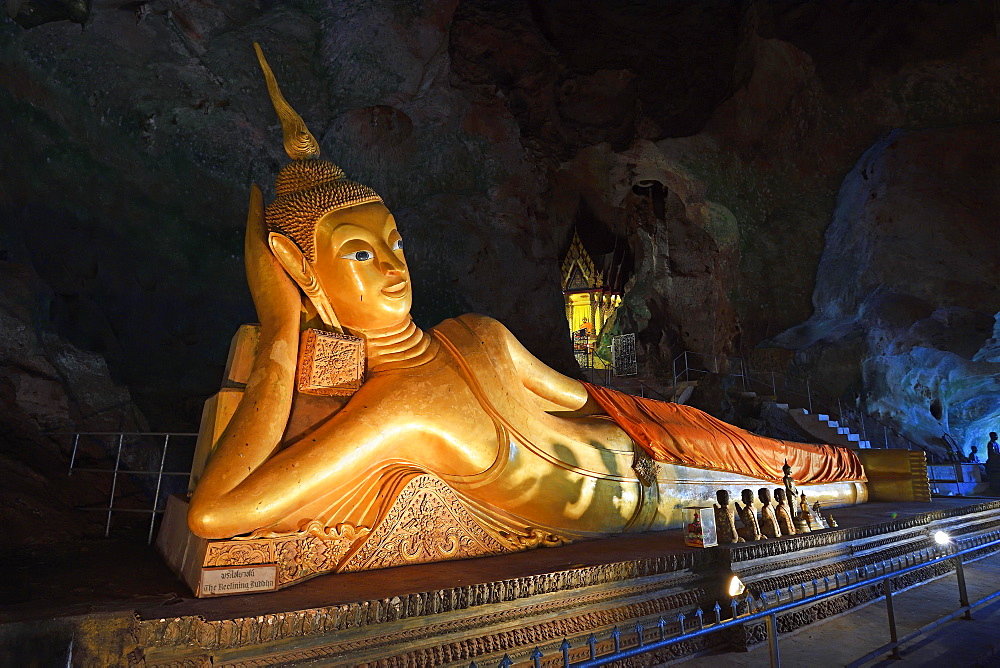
left=500, top=325, right=597, bottom=413
left=188, top=185, right=300, bottom=536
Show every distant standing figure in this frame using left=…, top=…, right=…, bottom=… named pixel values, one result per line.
left=967, top=445, right=981, bottom=464
left=987, top=432, right=1000, bottom=459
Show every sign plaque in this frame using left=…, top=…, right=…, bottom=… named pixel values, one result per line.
left=201, top=564, right=278, bottom=596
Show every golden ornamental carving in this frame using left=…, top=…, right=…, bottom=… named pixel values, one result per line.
left=632, top=447, right=658, bottom=487
left=342, top=475, right=511, bottom=572
left=205, top=541, right=273, bottom=567
left=561, top=231, right=600, bottom=291
left=296, top=328, right=365, bottom=396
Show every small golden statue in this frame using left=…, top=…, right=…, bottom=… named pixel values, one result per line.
left=734, top=489, right=767, bottom=541
left=773, top=487, right=796, bottom=536
left=757, top=488, right=781, bottom=539
left=713, top=490, right=744, bottom=545
left=796, top=491, right=817, bottom=532
left=782, top=459, right=799, bottom=505
left=170, top=45, right=868, bottom=588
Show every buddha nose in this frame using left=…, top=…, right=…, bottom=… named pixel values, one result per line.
left=379, top=251, right=406, bottom=275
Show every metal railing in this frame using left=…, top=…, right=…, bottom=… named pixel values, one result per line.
left=585, top=365, right=672, bottom=402
left=671, top=351, right=923, bottom=452
left=928, top=461, right=986, bottom=497
left=65, top=431, right=196, bottom=544
left=478, top=531, right=1000, bottom=667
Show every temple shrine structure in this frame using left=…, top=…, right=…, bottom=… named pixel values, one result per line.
left=560, top=231, right=623, bottom=369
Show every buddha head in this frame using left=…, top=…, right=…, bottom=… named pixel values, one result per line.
left=254, top=44, right=410, bottom=334
left=716, top=489, right=730, bottom=507
left=740, top=488, right=754, bottom=506
left=757, top=488, right=772, bottom=505
left=774, top=488, right=786, bottom=504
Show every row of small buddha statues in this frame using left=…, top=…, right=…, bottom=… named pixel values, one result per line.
left=713, top=487, right=837, bottom=544
left=714, top=460, right=839, bottom=544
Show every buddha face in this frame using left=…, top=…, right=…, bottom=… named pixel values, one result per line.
left=311, top=201, right=410, bottom=331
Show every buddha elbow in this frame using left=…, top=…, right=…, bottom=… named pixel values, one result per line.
left=187, top=499, right=237, bottom=539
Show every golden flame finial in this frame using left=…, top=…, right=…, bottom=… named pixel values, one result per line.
left=254, top=42, right=321, bottom=160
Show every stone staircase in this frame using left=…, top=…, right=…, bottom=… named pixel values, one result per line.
left=778, top=405, right=872, bottom=450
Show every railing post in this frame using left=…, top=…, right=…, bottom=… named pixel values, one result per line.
left=806, top=379, right=813, bottom=414
left=771, top=371, right=777, bottom=397
left=884, top=424, right=890, bottom=449
left=765, top=612, right=781, bottom=668
left=955, top=552, right=972, bottom=620
left=884, top=575, right=901, bottom=659
left=106, top=433, right=125, bottom=538
left=148, top=434, right=171, bottom=545
left=685, top=351, right=690, bottom=383
left=68, top=433, right=81, bottom=474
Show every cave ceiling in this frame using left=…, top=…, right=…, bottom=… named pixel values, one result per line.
left=0, top=0, right=997, bottom=455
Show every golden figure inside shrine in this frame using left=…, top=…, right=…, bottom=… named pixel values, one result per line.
left=561, top=233, right=622, bottom=369
left=177, top=46, right=867, bottom=584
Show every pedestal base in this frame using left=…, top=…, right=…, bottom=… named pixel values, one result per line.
left=157, top=472, right=541, bottom=596
left=139, top=499, right=1000, bottom=667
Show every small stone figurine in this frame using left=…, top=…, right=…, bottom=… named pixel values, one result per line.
left=773, top=487, right=796, bottom=536
left=713, top=490, right=745, bottom=544
left=734, top=488, right=766, bottom=541
left=757, top=488, right=781, bottom=539
left=826, top=514, right=838, bottom=528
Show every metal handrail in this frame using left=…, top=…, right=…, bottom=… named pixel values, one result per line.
left=670, top=351, right=924, bottom=452
left=490, top=531, right=1000, bottom=668
left=65, top=431, right=196, bottom=544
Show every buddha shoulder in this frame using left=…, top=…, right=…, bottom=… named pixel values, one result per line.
left=431, top=313, right=516, bottom=351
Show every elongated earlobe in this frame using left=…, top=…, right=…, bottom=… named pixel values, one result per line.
left=268, top=232, right=343, bottom=332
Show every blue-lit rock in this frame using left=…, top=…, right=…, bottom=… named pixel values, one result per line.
left=773, top=125, right=1000, bottom=458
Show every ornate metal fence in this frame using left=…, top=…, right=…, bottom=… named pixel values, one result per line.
left=611, top=333, right=637, bottom=377
left=475, top=531, right=1000, bottom=667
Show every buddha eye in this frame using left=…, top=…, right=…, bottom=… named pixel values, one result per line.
left=341, top=250, right=373, bottom=262
left=391, top=238, right=403, bottom=251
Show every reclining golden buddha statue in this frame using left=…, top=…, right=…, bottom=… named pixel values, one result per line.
left=177, top=46, right=867, bottom=587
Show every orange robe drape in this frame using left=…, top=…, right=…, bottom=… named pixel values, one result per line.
left=584, top=383, right=866, bottom=485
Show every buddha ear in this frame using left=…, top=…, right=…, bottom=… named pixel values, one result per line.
left=267, top=233, right=344, bottom=332
left=268, top=233, right=309, bottom=287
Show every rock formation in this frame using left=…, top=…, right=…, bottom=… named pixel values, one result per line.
left=2, top=1, right=1000, bottom=543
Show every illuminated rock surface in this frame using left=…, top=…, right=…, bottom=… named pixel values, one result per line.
left=1, top=2, right=999, bottom=545
left=772, top=124, right=1000, bottom=457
